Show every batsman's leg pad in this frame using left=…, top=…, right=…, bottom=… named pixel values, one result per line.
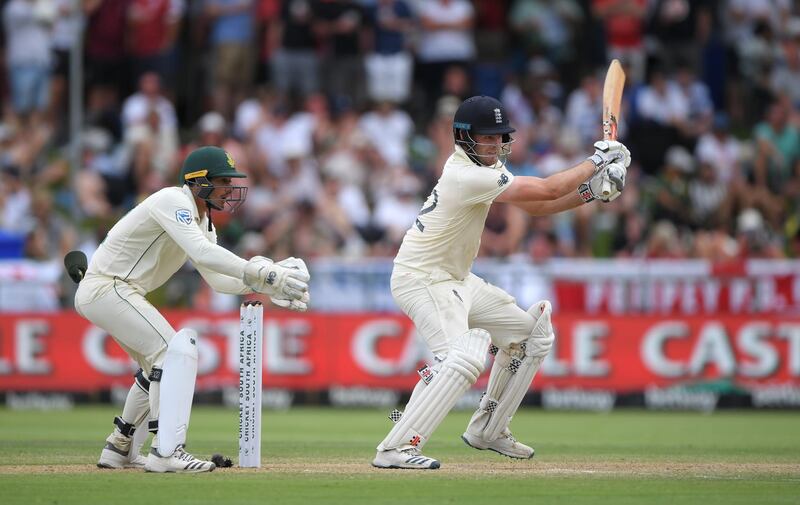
left=156, top=329, right=199, bottom=457
left=467, top=300, right=554, bottom=442
left=387, top=357, right=445, bottom=424
left=378, top=328, right=490, bottom=451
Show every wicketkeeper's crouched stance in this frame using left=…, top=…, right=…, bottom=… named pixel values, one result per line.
left=74, top=146, right=311, bottom=473
left=372, top=96, right=630, bottom=470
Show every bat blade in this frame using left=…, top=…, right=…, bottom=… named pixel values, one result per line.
left=603, top=59, right=625, bottom=141
left=601, top=59, right=626, bottom=196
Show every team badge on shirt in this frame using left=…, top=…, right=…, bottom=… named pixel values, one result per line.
left=175, top=209, right=193, bottom=225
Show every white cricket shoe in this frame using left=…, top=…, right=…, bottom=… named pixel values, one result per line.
left=97, top=438, right=147, bottom=469
left=372, top=447, right=440, bottom=470
left=144, top=446, right=216, bottom=473
left=461, top=428, right=534, bottom=459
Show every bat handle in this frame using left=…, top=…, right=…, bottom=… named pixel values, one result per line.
left=601, top=176, right=611, bottom=197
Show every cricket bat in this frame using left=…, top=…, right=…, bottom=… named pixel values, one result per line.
left=601, top=59, right=625, bottom=196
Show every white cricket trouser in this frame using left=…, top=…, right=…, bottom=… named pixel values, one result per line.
left=391, top=268, right=534, bottom=356
left=74, top=274, right=176, bottom=374
left=75, top=274, right=176, bottom=439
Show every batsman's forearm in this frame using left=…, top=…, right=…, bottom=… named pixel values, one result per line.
left=542, top=160, right=596, bottom=199
left=515, top=191, right=586, bottom=216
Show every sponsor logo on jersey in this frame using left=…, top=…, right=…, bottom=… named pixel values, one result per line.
left=175, top=209, right=193, bottom=225
left=497, top=173, right=509, bottom=187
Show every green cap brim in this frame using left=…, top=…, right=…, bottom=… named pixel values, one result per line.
left=213, top=170, right=247, bottom=178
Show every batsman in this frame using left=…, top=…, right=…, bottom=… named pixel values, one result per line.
left=71, top=146, right=311, bottom=473
left=372, top=96, right=630, bottom=469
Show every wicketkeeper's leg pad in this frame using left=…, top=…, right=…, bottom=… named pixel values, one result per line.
left=155, top=329, right=199, bottom=457
left=378, top=328, right=490, bottom=451
left=466, top=300, right=554, bottom=442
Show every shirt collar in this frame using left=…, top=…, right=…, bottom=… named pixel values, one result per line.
left=180, top=184, right=202, bottom=222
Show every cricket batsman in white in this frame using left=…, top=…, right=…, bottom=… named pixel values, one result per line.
left=372, top=96, right=630, bottom=469
left=73, top=146, right=311, bottom=473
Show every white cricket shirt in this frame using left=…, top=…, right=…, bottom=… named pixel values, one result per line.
left=394, top=146, right=514, bottom=281
left=87, top=185, right=248, bottom=294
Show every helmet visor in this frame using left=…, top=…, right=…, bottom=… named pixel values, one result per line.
left=206, top=184, right=248, bottom=212
left=455, top=130, right=515, bottom=166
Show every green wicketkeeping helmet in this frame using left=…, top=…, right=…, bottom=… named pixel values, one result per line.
left=180, top=146, right=247, bottom=212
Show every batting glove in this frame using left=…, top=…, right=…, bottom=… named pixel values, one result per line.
left=586, top=140, right=631, bottom=172
left=578, top=162, right=626, bottom=203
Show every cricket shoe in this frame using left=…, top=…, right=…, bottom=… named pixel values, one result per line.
left=144, top=446, right=216, bottom=473
left=372, top=447, right=440, bottom=470
left=97, top=438, right=147, bottom=469
left=461, top=428, right=534, bottom=459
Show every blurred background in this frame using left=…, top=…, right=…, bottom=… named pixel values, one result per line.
left=0, top=0, right=798, bottom=412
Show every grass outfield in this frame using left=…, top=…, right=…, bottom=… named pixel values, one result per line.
left=0, top=406, right=798, bottom=504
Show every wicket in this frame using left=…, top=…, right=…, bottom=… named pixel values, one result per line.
left=239, top=301, right=263, bottom=468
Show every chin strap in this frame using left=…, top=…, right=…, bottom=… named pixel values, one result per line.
left=206, top=202, right=213, bottom=232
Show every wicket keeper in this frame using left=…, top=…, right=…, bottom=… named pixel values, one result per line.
left=73, top=146, right=310, bottom=473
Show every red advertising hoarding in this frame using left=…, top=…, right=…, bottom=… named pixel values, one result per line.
left=0, top=311, right=798, bottom=393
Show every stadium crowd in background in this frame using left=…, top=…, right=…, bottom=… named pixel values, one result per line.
left=1, top=0, right=800, bottom=309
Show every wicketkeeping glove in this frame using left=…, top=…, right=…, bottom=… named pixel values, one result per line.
left=243, top=256, right=309, bottom=300
left=270, top=257, right=311, bottom=312
left=578, top=161, right=626, bottom=203
left=586, top=140, right=631, bottom=172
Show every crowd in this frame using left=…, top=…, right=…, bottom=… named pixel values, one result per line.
left=1, top=0, right=799, bottom=297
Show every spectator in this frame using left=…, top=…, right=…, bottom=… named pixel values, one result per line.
left=695, top=113, right=740, bottom=185
left=84, top=0, right=129, bottom=108
left=735, top=208, right=785, bottom=259
left=688, top=160, right=728, bottom=229
left=565, top=71, right=603, bottom=147
left=50, top=0, right=81, bottom=132
left=753, top=97, right=800, bottom=196
left=372, top=171, right=422, bottom=246
left=3, top=0, right=55, bottom=129
left=126, top=0, right=185, bottom=94
left=121, top=72, right=178, bottom=134
left=648, top=145, right=694, bottom=229
left=204, top=0, right=256, bottom=119
left=315, top=0, right=370, bottom=109
left=591, top=0, right=649, bottom=85
left=125, top=106, right=180, bottom=197
left=674, top=62, right=714, bottom=138
left=508, top=0, right=583, bottom=69
left=646, top=0, right=713, bottom=72
left=415, top=0, right=476, bottom=115
left=270, top=0, right=320, bottom=98
left=364, top=0, right=414, bottom=104
left=254, top=0, right=281, bottom=85
left=358, top=100, right=414, bottom=168
left=0, top=166, right=33, bottom=234
left=770, top=19, right=800, bottom=107
left=644, top=220, right=687, bottom=259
